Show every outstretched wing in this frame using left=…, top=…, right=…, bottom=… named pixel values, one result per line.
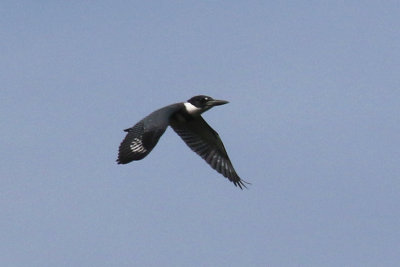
left=171, top=116, right=249, bottom=189
left=117, top=104, right=181, bottom=164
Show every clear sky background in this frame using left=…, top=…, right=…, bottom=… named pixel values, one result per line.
left=1, top=1, right=399, bottom=266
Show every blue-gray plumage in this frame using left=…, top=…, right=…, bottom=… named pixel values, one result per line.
left=117, top=95, right=249, bottom=189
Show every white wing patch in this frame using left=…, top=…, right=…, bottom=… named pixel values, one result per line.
left=130, top=138, right=147, bottom=153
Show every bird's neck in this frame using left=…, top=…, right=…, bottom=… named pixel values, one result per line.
left=183, top=102, right=204, bottom=116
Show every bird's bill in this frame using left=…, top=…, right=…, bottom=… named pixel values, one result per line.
left=207, top=99, right=229, bottom=106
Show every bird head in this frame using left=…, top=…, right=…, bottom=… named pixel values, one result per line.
left=185, top=95, right=229, bottom=115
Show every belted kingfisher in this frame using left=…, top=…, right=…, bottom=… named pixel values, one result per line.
left=117, top=95, right=249, bottom=189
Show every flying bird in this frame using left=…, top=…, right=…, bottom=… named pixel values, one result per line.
left=117, top=95, right=249, bottom=189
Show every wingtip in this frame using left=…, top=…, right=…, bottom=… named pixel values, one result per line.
left=235, top=179, right=251, bottom=190
left=116, top=156, right=129, bottom=164
left=116, top=158, right=131, bottom=164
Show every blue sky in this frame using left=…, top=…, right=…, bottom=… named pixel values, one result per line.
left=1, top=1, right=399, bottom=266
